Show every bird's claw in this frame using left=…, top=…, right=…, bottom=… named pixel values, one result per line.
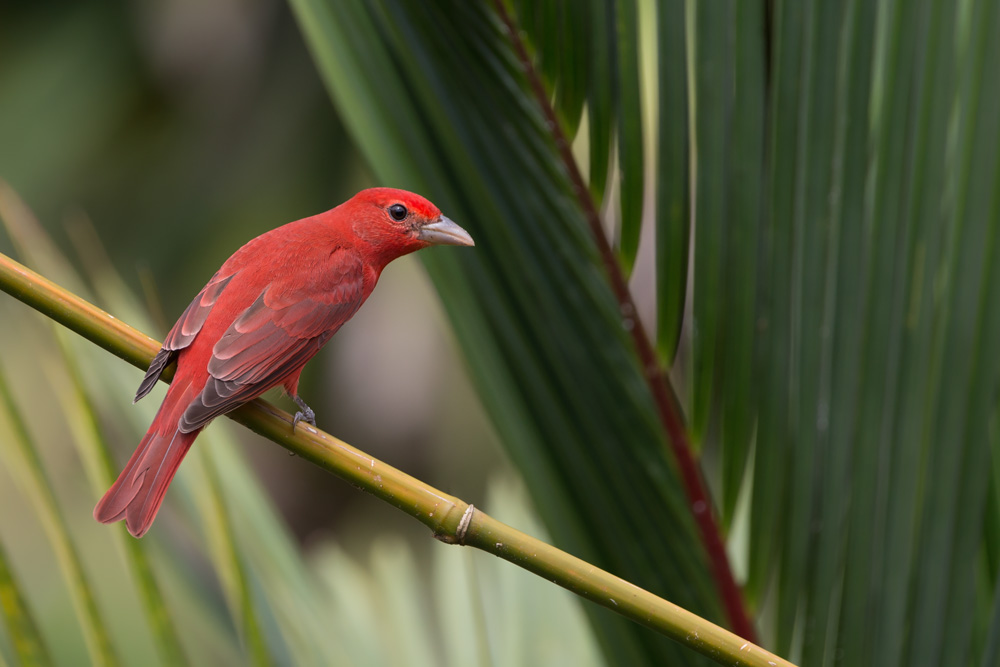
left=292, top=407, right=316, bottom=432
left=291, top=396, right=316, bottom=433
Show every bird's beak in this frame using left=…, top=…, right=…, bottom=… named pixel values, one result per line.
left=418, top=216, right=475, bottom=247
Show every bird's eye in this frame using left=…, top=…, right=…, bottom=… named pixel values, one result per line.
left=388, top=204, right=408, bottom=221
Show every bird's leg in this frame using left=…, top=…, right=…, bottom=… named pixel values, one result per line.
left=291, top=395, right=316, bottom=432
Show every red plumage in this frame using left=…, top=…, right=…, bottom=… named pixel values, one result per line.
left=95, top=188, right=473, bottom=537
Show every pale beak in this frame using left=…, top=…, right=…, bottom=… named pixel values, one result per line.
left=418, top=216, right=475, bottom=247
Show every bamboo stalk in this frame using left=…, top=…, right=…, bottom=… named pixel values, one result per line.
left=0, top=250, right=795, bottom=667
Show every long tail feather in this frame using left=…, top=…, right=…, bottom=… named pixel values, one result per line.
left=95, top=380, right=201, bottom=537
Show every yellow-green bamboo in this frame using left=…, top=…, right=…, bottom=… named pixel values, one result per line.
left=0, top=250, right=796, bottom=667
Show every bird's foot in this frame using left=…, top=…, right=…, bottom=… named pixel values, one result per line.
left=291, top=395, right=317, bottom=432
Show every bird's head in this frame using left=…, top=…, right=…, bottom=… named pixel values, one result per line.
left=341, top=187, right=474, bottom=265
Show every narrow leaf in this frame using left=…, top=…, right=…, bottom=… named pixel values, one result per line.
left=654, top=0, right=691, bottom=362
left=0, top=537, right=51, bottom=667
left=614, top=0, right=645, bottom=273
left=0, top=365, right=119, bottom=666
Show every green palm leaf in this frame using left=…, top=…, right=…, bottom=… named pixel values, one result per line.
left=292, top=0, right=1000, bottom=664
left=291, top=0, right=732, bottom=663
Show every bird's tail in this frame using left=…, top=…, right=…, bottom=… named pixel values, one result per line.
left=94, top=380, right=201, bottom=538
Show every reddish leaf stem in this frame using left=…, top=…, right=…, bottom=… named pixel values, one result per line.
left=491, top=0, right=756, bottom=642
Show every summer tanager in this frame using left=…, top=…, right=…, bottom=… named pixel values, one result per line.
left=94, top=188, right=474, bottom=537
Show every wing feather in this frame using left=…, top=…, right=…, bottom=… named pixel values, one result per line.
left=166, top=272, right=236, bottom=350
left=135, top=271, right=237, bottom=403
left=179, top=249, right=365, bottom=432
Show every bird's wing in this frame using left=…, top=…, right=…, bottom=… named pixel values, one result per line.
left=134, top=270, right=237, bottom=402
left=178, top=249, right=365, bottom=432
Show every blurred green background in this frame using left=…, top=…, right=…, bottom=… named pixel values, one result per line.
left=1, top=1, right=590, bottom=665
left=4, top=0, right=1000, bottom=666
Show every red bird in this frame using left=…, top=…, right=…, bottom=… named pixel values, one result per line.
left=94, top=188, right=474, bottom=537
